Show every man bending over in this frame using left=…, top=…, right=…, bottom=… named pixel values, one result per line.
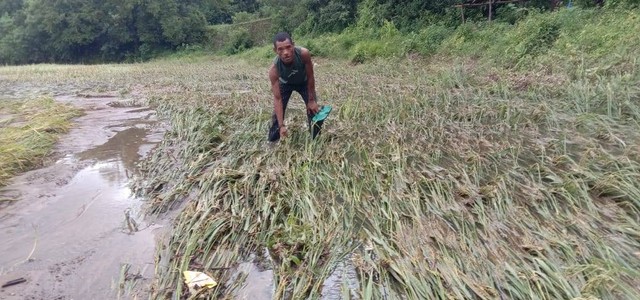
left=268, top=32, right=322, bottom=141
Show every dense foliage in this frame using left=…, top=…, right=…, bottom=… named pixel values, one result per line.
left=0, top=0, right=638, bottom=64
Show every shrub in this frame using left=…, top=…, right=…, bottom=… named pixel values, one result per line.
left=225, top=28, right=253, bottom=55
left=413, top=24, right=455, bottom=56
left=509, top=13, right=561, bottom=64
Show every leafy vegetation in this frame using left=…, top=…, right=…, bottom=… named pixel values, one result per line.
left=0, top=97, right=82, bottom=187
left=2, top=0, right=639, bottom=64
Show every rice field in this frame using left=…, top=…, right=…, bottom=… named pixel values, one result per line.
left=0, top=97, right=82, bottom=187
left=1, top=48, right=639, bottom=299
left=127, top=55, right=640, bottom=299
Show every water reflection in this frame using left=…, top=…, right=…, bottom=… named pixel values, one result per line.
left=0, top=97, right=165, bottom=299
left=76, top=126, right=150, bottom=183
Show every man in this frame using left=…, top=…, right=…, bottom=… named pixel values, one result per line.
left=268, top=32, right=322, bottom=142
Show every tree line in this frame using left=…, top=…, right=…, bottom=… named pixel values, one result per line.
left=0, top=0, right=635, bottom=65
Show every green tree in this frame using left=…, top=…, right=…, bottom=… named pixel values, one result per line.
left=97, top=0, right=142, bottom=60
left=200, top=0, right=233, bottom=24
left=0, top=13, right=26, bottom=64
left=0, top=0, right=23, bottom=15
left=260, top=0, right=357, bottom=34
left=259, top=0, right=306, bottom=33
left=145, top=0, right=208, bottom=47
left=17, top=0, right=106, bottom=62
left=307, top=0, right=358, bottom=33
left=0, top=0, right=225, bottom=63
left=232, top=0, right=260, bottom=14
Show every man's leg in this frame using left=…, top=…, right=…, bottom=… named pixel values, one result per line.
left=268, top=84, right=293, bottom=142
left=294, top=85, right=323, bottom=139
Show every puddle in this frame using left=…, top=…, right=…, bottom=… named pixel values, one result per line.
left=232, top=251, right=360, bottom=300
left=320, top=256, right=360, bottom=299
left=0, top=95, right=165, bottom=299
left=234, top=261, right=274, bottom=300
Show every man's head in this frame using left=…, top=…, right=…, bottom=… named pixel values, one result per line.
left=273, top=32, right=295, bottom=65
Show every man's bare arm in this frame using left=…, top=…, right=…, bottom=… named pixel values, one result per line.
left=301, top=48, right=319, bottom=114
left=269, top=64, right=285, bottom=128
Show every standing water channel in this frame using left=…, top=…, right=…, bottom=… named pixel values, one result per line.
left=0, top=95, right=165, bottom=299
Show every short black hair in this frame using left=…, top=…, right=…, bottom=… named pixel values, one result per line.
left=273, top=32, right=293, bottom=47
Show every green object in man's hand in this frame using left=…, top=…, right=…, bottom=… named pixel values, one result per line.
left=312, top=105, right=332, bottom=123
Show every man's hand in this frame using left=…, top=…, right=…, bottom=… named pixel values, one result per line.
left=279, top=126, right=288, bottom=139
left=307, top=100, right=320, bottom=115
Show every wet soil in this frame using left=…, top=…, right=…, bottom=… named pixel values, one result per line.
left=0, top=95, right=166, bottom=300
left=0, top=93, right=357, bottom=300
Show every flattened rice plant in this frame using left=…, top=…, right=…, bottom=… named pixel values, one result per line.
left=133, top=56, right=640, bottom=299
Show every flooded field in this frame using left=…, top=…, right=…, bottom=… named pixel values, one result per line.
left=1, top=54, right=639, bottom=299
left=0, top=95, right=165, bottom=299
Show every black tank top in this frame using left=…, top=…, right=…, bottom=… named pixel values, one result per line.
left=274, top=47, right=307, bottom=85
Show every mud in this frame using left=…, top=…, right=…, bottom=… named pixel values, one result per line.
left=0, top=95, right=166, bottom=300
left=0, top=92, right=357, bottom=300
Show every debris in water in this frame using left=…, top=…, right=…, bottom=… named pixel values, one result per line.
left=124, top=208, right=139, bottom=234
left=2, top=278, right=27, bottom=288
left=183, top=271, right=217, bottom=296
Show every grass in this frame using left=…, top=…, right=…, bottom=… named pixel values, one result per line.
left=131, top=57, right=638, bottom=298
left=1, top=7, right=638, bottom=300
left=0, top=97, right=82, bottom=187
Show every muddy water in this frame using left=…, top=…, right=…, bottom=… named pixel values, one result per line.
left=232, top=257, right=360, bottom=299
left=0, top=96, right=165, bottom=300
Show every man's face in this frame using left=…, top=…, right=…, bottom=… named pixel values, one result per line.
left=274, top=39, right=294, bottom=64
